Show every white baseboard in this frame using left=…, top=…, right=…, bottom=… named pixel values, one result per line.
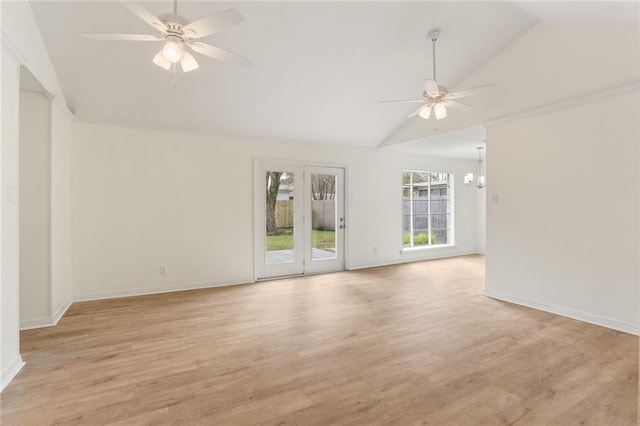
left=22, top=279, right=256, bottom=329
left=348, top=251, right=479, bottom=271
left=484, top=289, right=640, bottom=336
left=20, top=317, right=55, bottom=330
left=20, top=297, right=73, bottom=331
left=1, top=355, right=25, bottom=393
left=52, top=297, right=73, bottom=325
left=73, top=277, right=254, bottom=302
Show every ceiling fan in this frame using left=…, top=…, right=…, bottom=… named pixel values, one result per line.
left=381, top=30, right=493, bottom=120
left=83, top=0, right=252, bottom=73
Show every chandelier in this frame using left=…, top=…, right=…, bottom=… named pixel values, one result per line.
left=464, top=146, right=486, bottom=189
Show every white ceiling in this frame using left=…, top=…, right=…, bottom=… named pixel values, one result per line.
left=30, top=2, right=638, bottom=159
left=384, top=125, right=486, bottom=160
left=382, top=18, right=640, bottom=151
left=383, top=1, right=640, bottom=156
left=20, top=66, right=47, bottom=93
left=30, top=1, right=538, bottom=150
left=512, top=1, right=640, bottom=25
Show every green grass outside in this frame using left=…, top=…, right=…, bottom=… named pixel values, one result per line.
left=311, top=230, right=336, bottom=251
left=266, top=234, right=295, bottom=251
left=266, top=229, right=336, bottom=251
left=403, top=232, right=437, bottom=246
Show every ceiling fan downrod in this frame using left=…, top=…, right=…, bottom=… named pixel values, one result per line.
left=427, top=30, right=439, bottom=82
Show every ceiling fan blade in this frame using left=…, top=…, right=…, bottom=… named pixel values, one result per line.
left=424, top=79, right=439, bottom=97
left=446, top=84, right=495, bottom=99
left=152, top=50, right=171, bottom=70
left=181, top=51, right=199, bottom=73
left=189, top=42, right=252, bottom=67
left=83, top=33, right=162, bottom=41
left=183, top=9, right=244, bottom=39
left=379, top=99, right=425, bottom=104
left=409, top=104, right=430, bottom=118
left=445, top=99, right=472, bottom=111
left=120, top=2, right=166, bottom=33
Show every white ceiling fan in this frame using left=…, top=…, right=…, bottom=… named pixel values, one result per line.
left=83, top=0, right=252, bottom=73
left=382, top=30, right=493, bottom=120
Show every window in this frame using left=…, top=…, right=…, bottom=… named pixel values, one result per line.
left=402, top=170, right=453, bottom=248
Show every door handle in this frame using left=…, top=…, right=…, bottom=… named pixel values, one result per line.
left=339, top=218, right=344, bottom=229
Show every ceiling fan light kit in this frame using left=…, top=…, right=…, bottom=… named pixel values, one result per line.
left=433, top=102, right=447, bottom=120
left=381, top=29, right=494, bottom=122
left=162, top=39, right=184, bottom=63
left=83, top=0, right=252, bottom=75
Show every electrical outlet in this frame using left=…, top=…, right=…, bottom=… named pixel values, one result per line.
left=159, top=266, right=167, bottom=275
left=491, top=193, right=499, bottom=204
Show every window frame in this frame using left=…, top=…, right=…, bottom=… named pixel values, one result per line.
left=401, top=169, right=455, bottom=250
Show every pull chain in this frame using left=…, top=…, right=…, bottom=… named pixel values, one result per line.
left=173, top=63, right=176, bottom=88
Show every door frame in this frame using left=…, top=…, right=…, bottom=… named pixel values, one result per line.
left=253, top=158, right=349, bottom=281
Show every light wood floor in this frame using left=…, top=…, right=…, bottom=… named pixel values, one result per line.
left=1, top=255, right=637, bottom=425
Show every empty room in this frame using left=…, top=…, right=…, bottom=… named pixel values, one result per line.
left=1, top=1, right=639, bottom=424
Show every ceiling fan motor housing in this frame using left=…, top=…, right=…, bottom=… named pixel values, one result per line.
left=158, top=13, right=189, bottom=38
left=423, top=86, right=448, bottom=100
left=165, top=34, right=184, bottom=45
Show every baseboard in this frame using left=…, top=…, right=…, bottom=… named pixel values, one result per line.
left=1, top=355, right=25, bottom=393
left=484, top=289, right=640, bottom=336
left=52, top=297, right=73, bottom=325
left=20, top=297, right=73, bottom=331
left=23, top=279, right=256, bottom=328
left=20, top=317, right=55, bottom=330
left=73, top=277, right=254, bottom=302
left=348, top=251, right=479, bottom=271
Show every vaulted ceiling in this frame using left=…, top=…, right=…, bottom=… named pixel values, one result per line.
left=29, top=2, right=639, bottom=157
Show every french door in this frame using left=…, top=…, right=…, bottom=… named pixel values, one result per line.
left=254, top=161, right=345, bottom=280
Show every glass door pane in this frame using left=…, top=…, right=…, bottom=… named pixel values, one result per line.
left=265, top=170, right=295, bottom=265
left=255, top=161, right=304, bottom=280
left=304, top=166, right=345, bottom=275
left=310, top=173, right=337, bottom=261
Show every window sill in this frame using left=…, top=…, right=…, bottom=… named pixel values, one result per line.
left=401, top=244, right=456, bottom=254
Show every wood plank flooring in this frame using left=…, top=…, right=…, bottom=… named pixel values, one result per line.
left=1, top=255, right=637, bottom=425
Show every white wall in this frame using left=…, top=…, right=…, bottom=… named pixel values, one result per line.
left=485, top=91, right=639, bottom=335
left=16, top=91, right=72, bottom=330
left=1, top=2, right=69, bottom=115
left=19, top=91, right=50, bottom=325
left=476, top=187, right=486, bottom=254
left=50, top=101, right=73, bottom=320
left=1, top=51, right=25, bottom=391
left=1, top=2, right=73, bottom=392
left=71, top=122, right=481, bottom=300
